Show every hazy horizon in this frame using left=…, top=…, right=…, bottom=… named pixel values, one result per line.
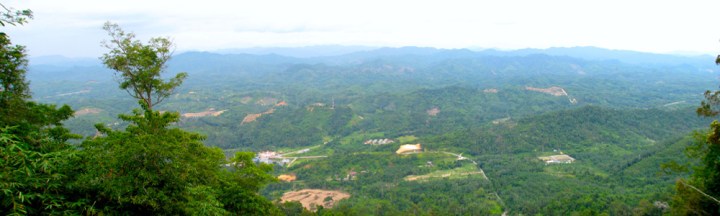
left=25, top=45, right=717, bottom=62
left=4, top=0, right=720, bottom=58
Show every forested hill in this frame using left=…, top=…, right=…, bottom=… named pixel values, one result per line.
left=25, top=46, right=720, bottom=215
left=428, top=106, right=709, bottom=155
left=477, top=46, right=715, bottom=67
left=258, top=105, right=710, bottom=215
left=31, top=46, right=718, bottom=152
left=30, top=47, right=717, bottom=107
left=29, top=46, right=719, bottom=79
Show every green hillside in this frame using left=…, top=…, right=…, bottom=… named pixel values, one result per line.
left=22, top=47, right=719, bottom=215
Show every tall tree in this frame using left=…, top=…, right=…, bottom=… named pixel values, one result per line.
left=0, top=3, right=31, bottom=127
left=81, top=23, right=279, bottom=215
left=671, top=54, right=720, bottom=215
left=100, top=22, right=186, bottom=111
left=0, top=30, right=30, bottom=123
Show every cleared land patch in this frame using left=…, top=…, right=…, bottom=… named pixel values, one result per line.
left=525, top=86, right=578, bottom=104
left=492, top=117, right=511, bottom=125
left=405, top=171, right=486, bottom=181
left=483, top=88, right=499, bottom=93
left=242, top=101, right=286, bottom=124
left=241, top=113, right=263, bottom=124
left=426, top=107, right=440, bottom=116
left=404, top=164, right=487, bottom=181
left=181, top=108, right=227, bottom=118
left=74, top=108, right=102, bottom=116
left=538, top=154, right=576, bottom=164
left=525, top=86, right=567, bottom=96
left=281, top=189, right=350, bottom=211
left=256, top=97, right=279, bottom=106
left=55, top=89, right=91, bottom=97
left=241, top=108, right=275, bottom=124
left=278, top=174, right=297, bottom=182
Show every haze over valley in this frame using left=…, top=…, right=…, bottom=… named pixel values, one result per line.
left=4, top=0, right=720, bottom=215
left=27, top=45, right=720, bottom=214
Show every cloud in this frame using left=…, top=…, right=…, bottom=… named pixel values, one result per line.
left=3, top=0, right=720, bottom=57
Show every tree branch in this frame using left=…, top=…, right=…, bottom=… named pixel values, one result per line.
left=679, top=179, right=720, bottom=204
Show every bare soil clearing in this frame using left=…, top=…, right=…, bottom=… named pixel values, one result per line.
left=241, top=101, right=286, bottom=124
left=278, top=174, right=297, bottom=182
left=426, top=107, right=440, bottom=116
left=256, top=97, right=279, bottom=106
left=405, top=171, right=486, bottom=181
left=242, top=113, right=263, bottom=124
left=74, top=108, right=102, bottom=116
left=526, top=86, right=578, bottom=104
left=241, top=108, right=276, bottom=124
left=281, top=189, right=350, bottom=211
left=525, top=86, right=567, bottom=96
left=181, top=108, right=227, bottom=118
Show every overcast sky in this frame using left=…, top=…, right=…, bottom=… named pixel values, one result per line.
left=3, top=0, right=720, bottom=58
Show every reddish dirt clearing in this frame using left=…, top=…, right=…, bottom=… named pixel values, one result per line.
left=281, top=189, right=350, bottom=211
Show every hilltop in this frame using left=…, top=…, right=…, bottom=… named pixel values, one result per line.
left=27, top=46, right=718, bottom=215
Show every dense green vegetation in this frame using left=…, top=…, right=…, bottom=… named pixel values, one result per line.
left=664, top=55, right=720, bottom=215
left=5, top=5, right=720, bottom=214
left=249, top=105, right=708, bottom=215
left=1, top=16, right=278, bottom=215
left=0, top=9, right=84, bottom=214
left=26, top=48, right=717, bottom=214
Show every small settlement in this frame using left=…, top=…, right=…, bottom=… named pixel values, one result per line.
left=255, top=151, right=290, bottom=165
left=538, top=154, right=576, bottom=164
left=364, top=138, right=395, bottom=145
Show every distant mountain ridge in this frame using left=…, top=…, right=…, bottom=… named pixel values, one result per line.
left=29, top=46, right=715, bottom=68
left=29, top=55, right=101, bottom=67
left=26, top=44, right=719, bottom=215
left=475, top=46, right=714, bottom=67
left=215, top=45, right=376, bottom=58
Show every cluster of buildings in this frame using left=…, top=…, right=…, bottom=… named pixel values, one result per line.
left=364, top=139, right=395, bottom=145
left=255, top=151, right=290, bottom=165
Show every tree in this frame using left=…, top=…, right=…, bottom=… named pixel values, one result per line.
left=670, top=54, right=720, bottom=215
left=0, top=4, right=75, bottom=145
left=216, top=152, right=280, bottom=215
left=80, top=23, right=278, bottom=215
left=0, top=126, right=82, bottom=215
left=0, top=5, right=85, bottom=215
left=0, top=8, right=31, bottom=129
left=79, top=104, right=228, bottom=214
left=698, top=55, right=720, bottom=117
left=0, top=3, right=31, bottom=27
left=100, top=22, right=186, bottom=111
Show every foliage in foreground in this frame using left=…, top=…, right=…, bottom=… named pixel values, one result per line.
left=667, top=54, right=720, bottom=215
left=1, top=14, right=280, bottom=214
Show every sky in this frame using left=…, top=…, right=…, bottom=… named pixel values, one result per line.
left=3, top=0, right=720, bottom=58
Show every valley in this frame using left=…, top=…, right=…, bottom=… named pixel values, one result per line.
left=29, top=47, right=718, bottom=215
